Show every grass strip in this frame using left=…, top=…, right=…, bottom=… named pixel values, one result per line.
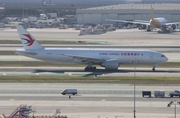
left=0, top=61, right=179, bottom=68
left=0, top=51, right=15, bottom=55
left=0, top=76, right=180, bottom=84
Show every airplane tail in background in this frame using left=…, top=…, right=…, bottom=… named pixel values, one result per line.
left=16, top=25, right=43, bottom=50
left=151, top=4, right=154, bottom=20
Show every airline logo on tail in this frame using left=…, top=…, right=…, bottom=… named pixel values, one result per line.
left=21, top=34, right=34, bottom=46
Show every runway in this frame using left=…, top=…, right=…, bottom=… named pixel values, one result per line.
left=0, top=67, right=180, bottom=77
left=0, top=83, right=179, bottom=118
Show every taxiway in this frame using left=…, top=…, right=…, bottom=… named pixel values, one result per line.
left=0, top=83, right=179, bottom=118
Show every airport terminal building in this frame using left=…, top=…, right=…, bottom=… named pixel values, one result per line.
left=1, top=0, right=180, bottom=22
left=76, top=4, right=180, bottom=24
left=1, top=0, right=180, bottom=7
left=1, top=0, right=180, bottom=16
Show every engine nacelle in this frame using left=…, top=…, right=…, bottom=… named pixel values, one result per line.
left=146, top=25, right=152, bottom=31
left=101, top=59, right=119, bottom=70
left=141, top=25, right=147, bottom=29
left=171, top=24, right=177, bottom=30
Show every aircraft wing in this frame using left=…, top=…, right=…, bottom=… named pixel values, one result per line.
left=166, top=22, right=180, bottom=25
left=134, top=20, right=150, bottom=23
left=62, top=54, right=105, bottom=64
left=106, top=19, right=150, bottom=25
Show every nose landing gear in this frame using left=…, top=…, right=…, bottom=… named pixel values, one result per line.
left=152, top=66, right=156, bottom=71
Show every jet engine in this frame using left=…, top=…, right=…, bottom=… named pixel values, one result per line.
left=166, top=24, right=177, bottom=32
left=146, top=25, right=152, bottom=31
left=140, top=25, right=147, bottom=30
left=171, top=24, right=177, bottom=30
left=101, top=59, right=119, bottom=70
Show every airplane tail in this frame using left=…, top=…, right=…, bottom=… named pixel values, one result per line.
left=16, top=25, right=43, bottom=50
left=151, top=5, right=154, bottom=20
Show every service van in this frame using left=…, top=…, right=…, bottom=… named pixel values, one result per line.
left=61, top=89, right=77, bottom=95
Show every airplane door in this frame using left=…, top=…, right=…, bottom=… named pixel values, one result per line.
left=150, top=54, right=154, bottom=60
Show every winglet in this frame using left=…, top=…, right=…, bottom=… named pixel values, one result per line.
left=151, top=4, right=154, bottom=20
left=16, top=25, right=43, bottom=50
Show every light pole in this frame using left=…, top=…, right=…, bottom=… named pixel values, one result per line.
left=23, top=0, right=24, bottom=18
left=175, top=101, right=176, bottom=118
left=133, top=59, right=137, bottom=118
left=167, top=100, right=180, bottom=118
left=42, top=0, right=46, bottom=14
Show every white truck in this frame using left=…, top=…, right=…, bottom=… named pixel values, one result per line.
left=21, top=18, right=29, bottom=23
left=28, top=16, right=37, bottom=22
left=40, top=14, right=47, bottom=20
left=61, top=89, right=77, bottom=95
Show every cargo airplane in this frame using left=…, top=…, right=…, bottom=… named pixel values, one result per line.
left=16, top=25, right=168, bottom=71
left=107, top=5, right=180, bottom=33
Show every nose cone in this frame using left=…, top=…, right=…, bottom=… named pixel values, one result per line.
left=163, top=56, right=168, bottom=62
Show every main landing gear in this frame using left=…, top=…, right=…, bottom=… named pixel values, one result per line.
left=84, top=66, right=96, bottom=71
left=84, top=63, right=97, bottom=71
left=152, top=66, right=156, bottom=71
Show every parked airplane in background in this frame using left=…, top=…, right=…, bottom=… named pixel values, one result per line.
left=107, top=5, right=180, bottom=33
left=16, top=25, right=168, bottom=71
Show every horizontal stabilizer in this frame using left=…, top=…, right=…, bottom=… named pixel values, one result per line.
left=16, top=50, right=37, bottom=55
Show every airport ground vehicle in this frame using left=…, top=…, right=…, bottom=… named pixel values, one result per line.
left=154, top=90, right=165, bottom=98
left=169, top=90, right=180, bottom=97
left=61, top=89, right=77, bottom=95
left=142, top=91, right=151, bottom=97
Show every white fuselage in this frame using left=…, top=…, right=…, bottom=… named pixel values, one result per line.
left=150, top=17, right=167, bottom=28
left=155, top=17, right=167, bottom=25
left=16, top=48, right=168, bottom=66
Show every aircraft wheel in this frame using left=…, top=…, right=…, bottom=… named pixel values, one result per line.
left=93, top=66, right=96, bottom=70
left=84, top=67, right=90, bottom=71
left=84, top=67, right=96, bottom=71
left=90, top=66, right=96, bottom=71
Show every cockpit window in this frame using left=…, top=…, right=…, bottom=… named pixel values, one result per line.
left=161, top=55, right=165, bottom=57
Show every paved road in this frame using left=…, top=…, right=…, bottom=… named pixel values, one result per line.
left=0, top=83, right=179, bottom=118
left=0, top=94, right=178, bottom=101
left=1, top=28, right=180, bottom=46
